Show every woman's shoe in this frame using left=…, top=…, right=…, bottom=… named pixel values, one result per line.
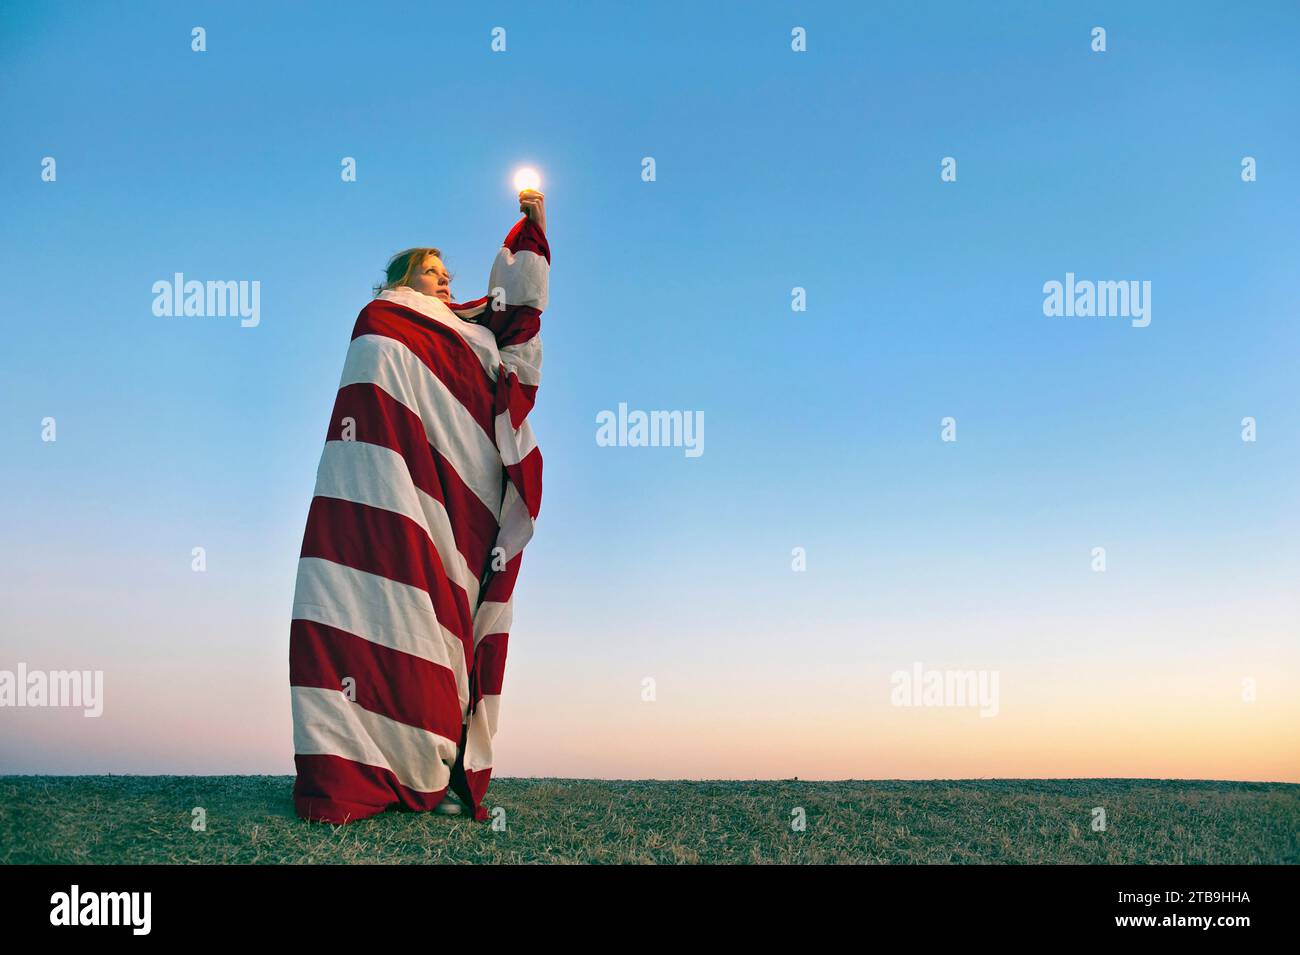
left=434, top=790, right=463, bottom=816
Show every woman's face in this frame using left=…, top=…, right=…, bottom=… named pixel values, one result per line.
left=407, top=253, right=451, bottom=303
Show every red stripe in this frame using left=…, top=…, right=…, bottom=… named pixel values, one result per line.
left=475, top=632, right=508, bottom=696
left=505, top=447, right=543, bottom=520
left=449, top=294, right=489, bottom=314
left=352, top=301, right=497, bottom=433
left=493, top=367, right=539, bottom=430
left=481, top=552, right=523, bottom=605
left=502, top=216, right=550, bottom=264
left=497, top=374, right=538, bottom=429
left=430, top=445, right=503, bottom=577
left=300, top=496, right=474, bottom=650
left=327, top=382, right=446, bottom=507
left=294, top=754, right=450, bottom=823
left=290, top=619, right=462, bottom=739
left=481, top=303, right=541, bottom=348
left=325, top=383, right=501, bottom=572
left=464, top=766, right=492, bottom=821
left=507, top=380, right=539, bottom=427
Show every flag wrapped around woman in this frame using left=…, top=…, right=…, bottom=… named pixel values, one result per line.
left=289, top=208, right=548, bottom=823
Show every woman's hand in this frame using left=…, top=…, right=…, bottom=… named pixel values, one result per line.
left=518, top=189, right=546, bottom=233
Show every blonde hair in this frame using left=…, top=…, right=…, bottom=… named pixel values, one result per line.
left=375, top=247, right=444, bottom=295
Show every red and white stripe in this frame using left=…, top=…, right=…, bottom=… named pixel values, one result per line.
left=291, top=217, right=549, bottom=823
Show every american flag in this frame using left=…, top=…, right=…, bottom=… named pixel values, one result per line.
left=289, top=217, right=548, bottom=823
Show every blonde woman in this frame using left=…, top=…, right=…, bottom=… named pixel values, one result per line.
left=289, top=190, right=549, bottom=823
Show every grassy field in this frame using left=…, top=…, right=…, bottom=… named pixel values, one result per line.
left=1, top=776, right=1296, bottom=864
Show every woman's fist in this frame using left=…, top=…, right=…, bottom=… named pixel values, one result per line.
left=518, top=189, right=546, bottom=233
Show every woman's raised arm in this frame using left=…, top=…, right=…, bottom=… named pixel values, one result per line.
left=480, top=191, right=549, bottom=422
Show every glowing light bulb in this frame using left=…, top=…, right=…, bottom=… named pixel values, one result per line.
left=513, top=167, right=541, bottom=193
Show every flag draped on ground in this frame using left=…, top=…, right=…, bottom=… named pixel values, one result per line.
left=289, top=216, right=548, bottom=823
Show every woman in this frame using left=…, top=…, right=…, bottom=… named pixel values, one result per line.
left=288, top=190, right=549, bottom=823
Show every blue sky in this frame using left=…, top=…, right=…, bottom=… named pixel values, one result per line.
left=1, top=1, right=1297, bottom=779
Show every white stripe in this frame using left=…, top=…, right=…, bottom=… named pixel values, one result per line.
left=473, top=599, right=513, bottom=646
left=292, top=557, right=469, bottom=711
left=499, top=335, right=542, bottom=388
left=488, top=246, right=549, bottom=311
left=464, top=694, right=501, bottom=772
left=340, top=333, right=503, bottom=514
left=494, top=483, right=536, bottom=564
left=313, top=439, right=479, bottom=608
left=375, top=287, right=501, bottom=379
left=292, top=685, right=458, bottom=794
left=495, top=410, right=538, bottom=468
left=450, top=301, right=489, bottom=321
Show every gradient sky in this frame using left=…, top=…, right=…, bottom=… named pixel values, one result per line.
left=1, top=1, right=1297, bottom=782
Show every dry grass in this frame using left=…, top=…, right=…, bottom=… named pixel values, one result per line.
left=1, top=776, right=1296, bottom=864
